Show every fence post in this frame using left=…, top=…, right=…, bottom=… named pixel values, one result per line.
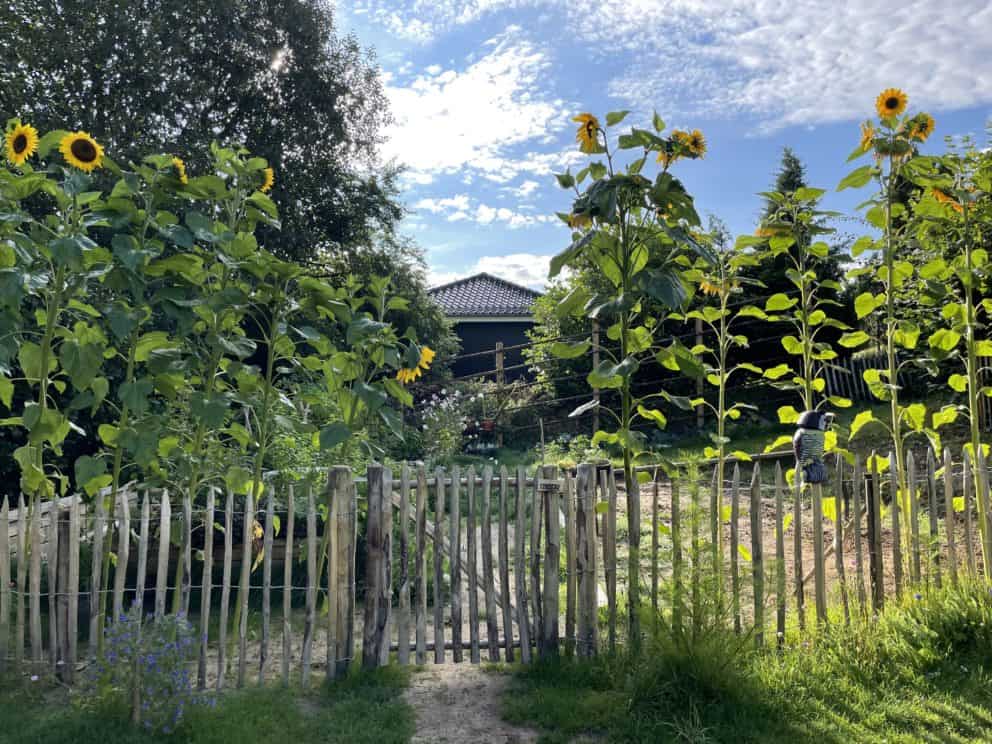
left=495, top=343, right=505, bottom=448
left=575, top=463, right=597, bottom=657
left=868, top=453, right=884, bottom=612
left=329, top=466, right=357, bottom=677
left=750, top=463, right=764, bottom=647
left=363, top=464, right=392, bottom=669
left=540, top=465, right=560, bottom=658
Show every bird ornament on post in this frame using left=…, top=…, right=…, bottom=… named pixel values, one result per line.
left=793, top=411, right=835, bottom=485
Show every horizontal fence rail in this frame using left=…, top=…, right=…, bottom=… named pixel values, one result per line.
left=2, top=446, right=990, bottom=684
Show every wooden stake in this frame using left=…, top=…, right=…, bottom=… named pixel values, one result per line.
left=498, top=466, right=514, bottom=662
left=300, top=485, right=316, bottom=688
left=481, top=467, right=500, bottom=662
left=944, top=448, right=957, bottom=585
left=217, top=489, right=234, bottom=691
left=450, top=465, right=463, bottom=663
left=415, top=466, right=428, bottom=665
left=398, top=465, right=411, bottom=666
left=541, top=465, right=560, bottom=658
left=774, top=464, right=786, bottom=645
left=515, top=466, right=531, bottom=663
left=282, top=484, right=295, bottom=686
left=750, top=464, right=764, bottom=646
left=575, top=464, right=597, bottom=657
left=259, top=489, right=274, bottom=683
left=197, top=488, right=214, bottom=690
left=434, top=467, right=446, bottom=664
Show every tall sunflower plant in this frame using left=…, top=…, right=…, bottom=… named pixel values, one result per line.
left=736, top=188, right=857, bottom=471
left=549, top=109, right=714, bottom=644
left=905, top=143, right=992, bottom=570
left=839, top=89, right=953, bottom=556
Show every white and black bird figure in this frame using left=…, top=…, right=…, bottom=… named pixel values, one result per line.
left=793, top=411, right=835, bottom=485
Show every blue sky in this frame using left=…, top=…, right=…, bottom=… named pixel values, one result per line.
left=335, top=0, right=992, bottom=289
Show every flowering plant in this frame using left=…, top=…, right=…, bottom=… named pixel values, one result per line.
left=83, top=603, right=212, bottom=732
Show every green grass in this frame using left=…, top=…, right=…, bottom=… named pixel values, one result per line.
left=501, top=582, right=992, bottom=743
left=0, top=665, right=415, bottom=744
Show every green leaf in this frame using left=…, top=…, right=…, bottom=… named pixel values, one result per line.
left=953, top=496, right=965, bottom=513
left=0, top=377, right=13, bottom=409
left=839, top=331, right=870, bottom=348
left=902, top=403, right=926, bottom=431
left=636, top=405, right=667, bottom=428
left=98, top=423, right=119, bottom=446
left=134, top=331, right=177, bottom=362
left=976, top=340, right=992, bottom=357
left=732, top=450, right=752, bottom=462
left=837, top=165, right=875, bottom=190
left=949, top=374, right=968, bottom=393
left=781, top=336, right=803, bottom=355
left=928, top=328, right=961, bottom=353
left=738, top=544, right=752, bottom=562
left=827, top=396, right=853, bottom=408
left=932, top=406, right=958, bottom=429
left=651, top=110, right=665, bottom=133
left=605, top=110, right=630, bottom=126
left=893, top=322, right=920, bottom=350
left=763, top=363, right=792, bottom=380
left=765, top=293, right=796, bottom=312
left=850, top=410, right=875, bottom=439
left=777, top=406, right=800, bottom=424
left=551, top=341, right=591, bottom=359
left=764, top=434, right=794, bottom=453
left=318, top=423, right=351, bottom=450
left=822, top=497, right=837, bottom=522
left=783, top=513, right=794, bottom=532
left=854, top=292, right=884, bottom=320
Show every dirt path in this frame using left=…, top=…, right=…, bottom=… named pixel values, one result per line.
left=404, top=664, right=539, bottom=744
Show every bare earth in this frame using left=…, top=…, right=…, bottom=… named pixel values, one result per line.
left=404, top=664, right=539, bottom=744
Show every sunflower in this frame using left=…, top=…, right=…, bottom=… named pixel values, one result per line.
left=59, top=131, right=104, bottom=172
left=5, top=122, right=39, bottom=166
left=685, top=129, right=706, bottom=157
left=567, top=212, right=592, bottom=229
left=656, top=148, right=677, bottom=168
left=909, top=112, right=935, bottom=142
left=859, top=121, right=876, bottom=152
left=932, top=188, right=963, bottom=213
left=699, top=279, right=722, bottom=296
left=572, top=113, right=600, bottom=154
left=396, top=345, right=435, bottom=385
left=875, top=88, right=908, bottom=119
left=260, top=167, right=274, bottom=193
left=172, top=156, right=188, bottom=184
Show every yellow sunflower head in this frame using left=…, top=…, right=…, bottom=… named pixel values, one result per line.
left=699, top=279, right=722, bottom=296
left=396, top=365, right=423, bottom=385
left=260, top=167, right=274, bottom=193
left=685, top=129, right=706, bottom=157
left=417, top=345, right=436, bottom=370
left=5, top=122, right=39, bottom=166
left=932, top=188, right=963, bottom=213
left=909, top=112, right=935, bottom=142
left=656, top=148, right=678, bottom=168
left=859, top=121, right=876, bottom=152
left=572, top=113, right=600, bottom=154
left=875, top=88, right=908, bottom=119
left=59, top=131, right=104, bottom=172
left=172, top=156, right=188, bottom=184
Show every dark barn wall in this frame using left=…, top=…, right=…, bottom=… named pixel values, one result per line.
left=452, top=321, right=533, bottom=380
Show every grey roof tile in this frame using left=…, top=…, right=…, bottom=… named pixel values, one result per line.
left=428, top=272, right=541, bottom=317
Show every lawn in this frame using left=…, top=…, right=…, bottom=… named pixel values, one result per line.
left=0, top=666, right=415, bottom=744
left=500, top=581, right=992, bottom=743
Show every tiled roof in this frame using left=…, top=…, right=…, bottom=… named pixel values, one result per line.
left=428, top=272, right=541, bottom=317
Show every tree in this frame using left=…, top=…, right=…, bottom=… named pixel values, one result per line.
left=0, top=0, right=400, bottom=265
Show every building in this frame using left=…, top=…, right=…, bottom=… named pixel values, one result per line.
left=428, top=272, right=541, bottom=380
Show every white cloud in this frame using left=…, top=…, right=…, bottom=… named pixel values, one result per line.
left=352, top=0, right=533, bottom=43
left=411, top=192, right=556, bottom=228
left=414, top=194, right=472, bottom=213
left=428, top=252, right=554, bottom=289
left=508, top=180, right=541, bottom=198
left=381, top=28, right=568, bottom=182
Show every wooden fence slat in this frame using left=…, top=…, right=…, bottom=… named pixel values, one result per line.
left=498, top=466, right=514, bottom=662
left=237, top=491, right=254, bottom=688
left=363, top=465, right=392, bottom=669
left=709, top=466, right=719, bottom=606
left=604, top=469, right=617, bottom=654
left=182, top=490, right=192, bottom=616
left=0, top=497, right=8, bottom=675
left=282, top=484, right=295, bottom=685
left=980, top=447, right=992, bottom=575
left=112, top=491, right=131, bottom=626
left=575, top=464, right=597, bottom=657
left=730, top=464, right=741, bottom=634
left=57, top=508, right=71, bottom=679
left=515, top=466, right=531, bottom=663
left=793, top=476, right=805, bottom=631
left=47, top=499, right=59, bottom=671
left=541, top=465, right=560, bottom=658
left=397, top=465, right=412, bottom=666
left=135, top=492, right=149, bottom=610
left=481, top=466, right=500, bottom=662
left=834, top=456, right=849, bottom=625
left=671, top=478, right=683, bottom=634
left=67, top=494, right=80, bottom=681
left=774, top=464, right=786, bottom=644
left=750, top=464, right=764, bottom=646
left=869, top=453, right=884, bottom=612
left=944, top=449, right=958, bottom=584
left=89, top=491, right=106, bottom=659
left=14, top=499, right=26, bottom=669
left=564, top=472, right=577, bottom=656
left=30, top=497, right=43, bottom=665
left=908, top=450, right=921, bottom=584
left=259, top=489, right=274, bottom=683
left=927, top=449, right=940, bottom=588
left=450, top=465, right=462, bottom=663
left=154, top=491, right=171, bottom=619
left=963, top=450, right=975, bottom=576
left=852, top=456, right=866, bottom=615
left=889, top=452, right=903, bottom=599
left=217, top=489, right=234, bottom=691
left=467, top=467, right=480, bottom=664
left=651, top=474, right=659, bottom=611
left=300, top=485, right=316, bottom=688
left=415, top=466, right=428, bottom=665
left=198, top=487, right=214, bottom=690
left=433, top=467, right=446, bottom=664
left=530, top=467, right=544, bottom=658
left=811, top=477, right=827, bottom=627
left=330, top=467, right=357, bottom=677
